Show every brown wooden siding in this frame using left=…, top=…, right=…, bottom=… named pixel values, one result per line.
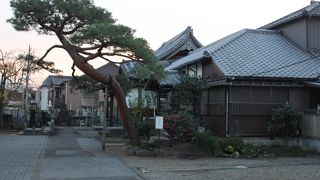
left=200, top=90, right=208, bottom=114
left=203, top=115, right=225, bottom=136
left=289, top=88, right=309, bottom=110
left=310, top=87, right=320, bottom=108
left=229, top=116, right=269, bottom=136
left=276, top=18, right=307, bottom=50
left=202, top=84, right=311, bottom=136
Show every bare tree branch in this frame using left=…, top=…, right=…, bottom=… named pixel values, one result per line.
left=38, top=45, right=65, bottom=62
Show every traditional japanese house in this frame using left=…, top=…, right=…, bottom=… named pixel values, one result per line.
left=166, top=28, right=320, bottom=137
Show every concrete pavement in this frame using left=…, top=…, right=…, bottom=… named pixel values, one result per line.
left=32, top=126, right=141, bottom=180
left=0, top=127, right=141, bottom=180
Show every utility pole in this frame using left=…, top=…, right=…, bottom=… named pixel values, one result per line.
left=102, top=85, right=108, bottom=151
left=23, top=46, right=31, bottom=130
left=0, top=49, right=3, bottom=130
left=91, top=94, right=94, bottom=127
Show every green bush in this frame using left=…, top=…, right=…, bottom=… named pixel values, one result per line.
left=195, top=134, right=306, bottom=157
left=137, top=122, right=154, bottom=143
left=220, top=137, right=244, bottom=152
left=268, top=102, right=303, bottom=137
left=195, top=131, right=222, bottom=156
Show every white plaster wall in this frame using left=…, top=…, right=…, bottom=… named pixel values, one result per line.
left=40, top=87, right=49, bottom=111
left=126, top=88, right=157, bottom=108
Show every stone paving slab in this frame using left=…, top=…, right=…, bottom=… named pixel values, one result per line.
left=0, top=135, right=46, bottom=180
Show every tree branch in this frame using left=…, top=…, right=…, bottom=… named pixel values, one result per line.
left=84, top=46, right=103, bottom=61
left=101, top=52, right=141, bottom=62
left=77, top=45, right=101, bottom=51
left=62, top=23, right=85, bottom=35
left=37, top=45, right=64, bottom=65
left=35, top=45, right=64, bottom=73
left=58, top=16, right=73, bottom=32
left=99, top=55, right=121, bottom=65
left=71, top=63, right=86, bottom=88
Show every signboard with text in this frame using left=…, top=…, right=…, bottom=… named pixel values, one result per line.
left=155, top=116, right=163, bottom=129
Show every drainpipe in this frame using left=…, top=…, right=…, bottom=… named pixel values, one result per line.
left=225, top=85, right=229, bottom=137
left=65, top=82, right=68, bottom=109
left=225, top=78, right=233, bottom=137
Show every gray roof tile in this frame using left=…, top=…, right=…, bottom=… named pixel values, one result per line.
left=159, top=72, right=182, bottom=86
left=41, top=75, right=72, bottom=87
left=120, top=61, right=182, bottom=86
left=261, top=2, right=320, bottom=29
left=166, top=29, right=320, bottom=80
left=154, top=26, right=203, bottom=60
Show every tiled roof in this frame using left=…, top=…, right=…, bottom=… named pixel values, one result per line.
left=166, top=29, right=320, bottom=80
left=120, top=61, right=182, bottom=86
left=159, top=71, right=182, bottom=86
left=165, top=29, right=247, bottom=71
left=261, top=2, right=320, bottom=29
left=120, top=61, right=139, bottom=78
left=96, top=63, right=119, bottom=77
left=41, top=75, right=72, bottom=87
left=154, top=26, right=203, bottom=60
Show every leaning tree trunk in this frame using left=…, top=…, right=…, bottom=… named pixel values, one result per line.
left=57, top=35, right=139, bottom=145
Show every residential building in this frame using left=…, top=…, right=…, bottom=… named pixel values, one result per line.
left=154, top=26, right=203, bottom=111
left=38, top=75, right=72, bottom=112
left=165, top=2, right=320, bottom=137
left=155, top=26, right=203, bottom=62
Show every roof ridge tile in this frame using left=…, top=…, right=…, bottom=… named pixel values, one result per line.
left=260, top=2, right=320, bottom=29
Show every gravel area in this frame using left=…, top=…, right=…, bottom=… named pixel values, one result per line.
left=106, top=145, right=320, bottom=180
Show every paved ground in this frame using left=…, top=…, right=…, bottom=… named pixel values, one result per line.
left=107, top=145, right=320, bottom=180
left=0, top=127, right=141, bottom=180
left=32, top=127, right=141, bottom=180
left=2, top=127, right=320, bottom=180
left=0, top=135, right=46, bottom=180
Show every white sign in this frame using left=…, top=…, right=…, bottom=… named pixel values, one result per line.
left=155, top=116, right=163, bottom=129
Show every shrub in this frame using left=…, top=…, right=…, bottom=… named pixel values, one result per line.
left=163, top=112, right=196, bottom=144
left=268, top=102, right=303, bottom=137
left=195, top=131, right=222, bottom=156
left=137, top=122, right=154, bottom=143
left=220, top=137, right=245, bottom=154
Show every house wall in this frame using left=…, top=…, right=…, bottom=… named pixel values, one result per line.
left=40, top=87, right=49, bottom=111
left=126, top=88, right=157, bottom=108
left=307, top=18, right=320, bottom=50
left=276, top=18, right=308, bottom=50
left=202, top=84, right=311, bottom=136
left=202, top=60, right=225, bottom=81
left=275, top=17, right=320, bottom=51
left=202, top=86, right=226, bottom=136
left=183, top=62, right=203, bottom=77
left=303, top=113, right=320, bottom=138
left=63, top=82, right=97, bottom=115
left=310, top=87, right=320, bottom=108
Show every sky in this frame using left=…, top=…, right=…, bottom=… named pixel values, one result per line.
left=0, top=0, right=311, bottom=87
